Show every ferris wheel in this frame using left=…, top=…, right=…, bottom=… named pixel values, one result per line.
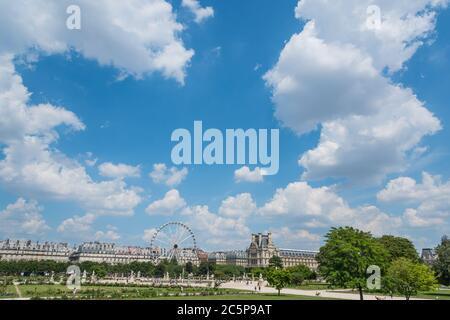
left=150, top=222, right=197, bottom=262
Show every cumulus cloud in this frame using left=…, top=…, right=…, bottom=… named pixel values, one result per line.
left=150, top=163, right=188, bottom=187
left=260, top=181, right=402, bottom=236
left=234, top=166, right=264, bottom=183
left=0, top=56, right=142, bottom=217
left=98, top=162, right=141, bottom=179
left=272, top=227, right=321, bottom=248
left=146, top=189, right=187, bottom=216
left=95, top=226, right=121, bottom=241
left=142, top=228, right=158, bottom=243
left=57, top=214, right=122, bottom=240
left=0, top=0, right=196, bottom=84
left=0, top=198, right=50, bottom=237
left=143, top=188, right=253, bottom=249
left=265, top=0, right=446, bottom=184
left=182, top=0, right=214, bottom=23
left=57, top=213, right=96, bottom=234
left=378, top=172, right=450, bottom=228
left=218, top=193, right=257, bottom=218
left=182, top=205, right=250, bottom=249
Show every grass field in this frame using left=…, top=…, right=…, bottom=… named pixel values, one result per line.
left=289, top=283, right=335, bottom=290
left=2, top=283, right=450, bottom=300
left=0, top=284, right=335, bottom=300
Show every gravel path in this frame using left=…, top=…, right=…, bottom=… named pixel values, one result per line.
left=220, top=281, right=425, bottom=300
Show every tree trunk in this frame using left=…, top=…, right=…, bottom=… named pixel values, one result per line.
left=278, top=289, right=281, bottom=296
left=358, top=285, right=364, bottom=301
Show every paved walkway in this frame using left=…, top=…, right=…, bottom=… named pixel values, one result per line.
left=13, top=282, right=22, bottom=298
left=220, top=281, right=424, bottom=300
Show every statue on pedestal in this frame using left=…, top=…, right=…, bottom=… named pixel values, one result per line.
left=90, top=270, right=97, bottom=284
left=129, top=270, right=135, bottom=284
left=81, top=270, right=87, bottom=284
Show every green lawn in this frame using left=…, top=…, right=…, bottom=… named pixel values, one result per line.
left=416, top=290, right=450, bottom=300
left=0, top=284, right=337, bottom=300
left=328, top=288, right=450, bottom=300
left=4, top=284, right=450, bottom=300
left=288, top=283, right=336, bottom=290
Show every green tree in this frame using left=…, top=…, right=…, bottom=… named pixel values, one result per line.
left=377, top=235, right=419, bottom=262
left=384, top=258, right=438, bottom=300
left=185, top=262, right=194, bottom=274
left=197, top=262, right=215, bottom=276
left=286, top=264, right=313, bottom=286
left=154, top=263, right=166, bottom=278
left=434, top=235, right=450, bottom=285
left=266, top=269, right=291, bottom=296
left=317, top=227, right=388, bottom=300
left=268, top=255, right=283, bottom=269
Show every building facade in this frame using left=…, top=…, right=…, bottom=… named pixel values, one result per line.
left=279, top=249, right=319, bottom=270
left=70, top=242, right=156, bottom=264
left=246, top=233, right=319, bottom=270
left=247, top=233, right=278, bottom=268
left=0, top=239, right=73, bottom=262
left=421, top=248, right=437, bottom=266
left=225, top=251, right=248, bottom=267
left=208, top=252, right=227, bottom=265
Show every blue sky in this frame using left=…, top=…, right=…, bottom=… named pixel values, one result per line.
left=1, top=0, right=450, bottom=252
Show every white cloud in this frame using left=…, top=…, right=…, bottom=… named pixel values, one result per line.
left=378, top=172, right=450, bottom=228
left=182, top=205, right=250, bottom=249
left=98, top=162, right=140, bottom=179
left=146, top=189, right=187, bottom=216
left=182, top=0, right=214, bottom=23
left=0, top=0, right=196, bottom=84
left=57, top=215, right=122, bottom=240
left=142, top=228, right=158, bottom=243
left=57, top=213, right=96, bottom=234
left=378, top=172, right=446, bottom=203
left=260, top=181, right=402, bottom=236
left=218, top=193, right=257, bottom=218
left=234, top=166, right=264, bottom=183
left=84, top=152, right=98, bottom=167
left=272, top=227, right=321, bottom=248
left=150, top=163, right=188, bottom=187
left=95, top=226, right=121, bottom=241
left=0, top=56, right=142, bottom=217
left=403, top=209, right=445, bottom=227
left=0, top=198, right=50, bottom=237
left=143, top=188, right=253, bottom=250
left=265, top=0, right=446, bottom=184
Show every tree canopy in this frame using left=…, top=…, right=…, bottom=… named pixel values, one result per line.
left=268, top=255, right=283, bottom=269
left=384, top=258, right=437, bottom=300
left=266, top=268, right=291, bottom=296
left=434, top=235, right=450, bottom=286
left=377, top=235, right=419, bottom=262
left=317, top=227, right=388, bottom=300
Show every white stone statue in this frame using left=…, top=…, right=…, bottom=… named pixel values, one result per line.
left=81, top=270, right=87, bottom=284
left=129, top=270, right=135, bottom=283
left=91, top=270, right=97, bottom=283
